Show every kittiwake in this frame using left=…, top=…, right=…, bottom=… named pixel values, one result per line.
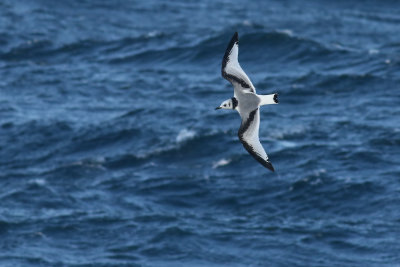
left=215, top=32, right=278, bottom=172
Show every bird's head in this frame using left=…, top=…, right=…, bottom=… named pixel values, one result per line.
left=215, top=97, right=237, bottom=110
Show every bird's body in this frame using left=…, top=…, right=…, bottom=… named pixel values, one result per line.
left=216, top=32, right=278, bottom=172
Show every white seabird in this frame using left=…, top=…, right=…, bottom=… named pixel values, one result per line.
left=216, top=32, right=278, bottom=172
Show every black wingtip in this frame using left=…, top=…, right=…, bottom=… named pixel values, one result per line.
left=264, top=161, right=275, bottom=172
left=233, top=32, right=238, bottom=42
left=273, top=93, right=279, bottom=104
left=227, top=32, right=239, bottom=50
left=222, top=32, right=239, bottom=72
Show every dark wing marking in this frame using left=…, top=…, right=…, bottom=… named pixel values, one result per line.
left=238, top=108, right=274, bottom=172
left=221, top=32, right=256, bottom=94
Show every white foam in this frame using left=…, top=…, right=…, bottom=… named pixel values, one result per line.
left=176, top=129, right=196, bottom=143
left=279, top=140, right=297, bottom=148
left=291, top=83, right=305, bottom=89
left=270, top=125, right=306, bottom=140
left=242, top=20, right=252, bottom=26
left=68, top=157, right=106, bottom=170
left=313, top=168, right=326, bottom=177
left=277, top=29, right=293, bottom=37
left=368, top=49, right=379, bottom=55
left=147, top=31, right=160, bottom=38
left=212, top=158, right=231, bottom=169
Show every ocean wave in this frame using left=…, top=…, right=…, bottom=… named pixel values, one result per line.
left=282, top=71, right=388, bottom=97
left=212, top=158, right=232, bottom=169
left=0, top=31, right=167, bottom=62
left=104, top=130, right=226, bottom=169
left=107, top=30, right=350, bottom=66
left=345, top=9, right=400, bottom=24
left=176, top=128, right=196, bottom=143
left=269, top=124, right=307, bottom=140
left=0, top=120, right=73, bottom=170
left=0, top=28, right=356, bottom=68
left=149, top=226, right=195, bottom=243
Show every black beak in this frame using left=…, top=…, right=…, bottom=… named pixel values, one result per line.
left=215, top=107, right=221, bottom=110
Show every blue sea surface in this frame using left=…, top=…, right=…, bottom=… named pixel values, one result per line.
left=1, top=0, right=400, bottom=266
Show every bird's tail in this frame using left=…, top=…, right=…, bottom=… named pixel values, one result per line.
left=259, top=93, right=278, bottom=106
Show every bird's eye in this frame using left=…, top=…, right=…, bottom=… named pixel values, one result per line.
left=224, top=104, right=226, bottom=107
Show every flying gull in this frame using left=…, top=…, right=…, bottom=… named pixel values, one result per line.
left=216, top=32, right=278, bottom=172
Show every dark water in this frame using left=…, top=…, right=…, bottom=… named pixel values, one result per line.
left=1, top=0, right=400, bottom=266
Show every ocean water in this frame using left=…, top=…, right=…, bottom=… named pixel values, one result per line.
left=1, top=0, right=400, bottom=266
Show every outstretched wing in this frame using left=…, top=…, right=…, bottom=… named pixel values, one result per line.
left=238, top=108, right=274, bottom=172
left=221, top=32, right=256, bottom=94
